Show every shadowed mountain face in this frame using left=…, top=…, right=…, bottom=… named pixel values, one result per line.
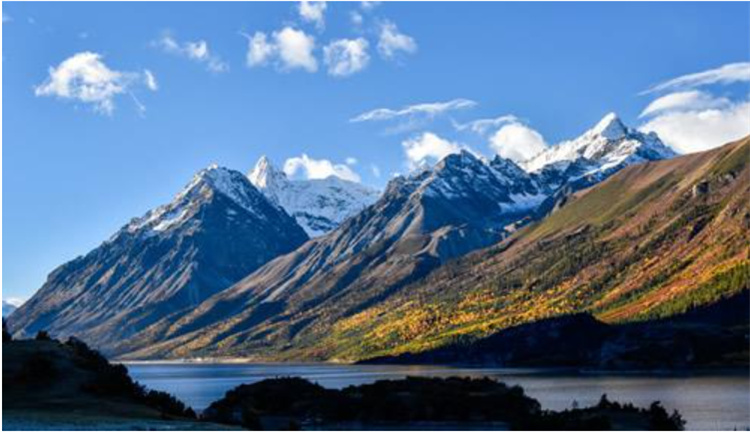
left=8, top=166, right=309, bottom=354
left=115, top=117, right=680, bottom=361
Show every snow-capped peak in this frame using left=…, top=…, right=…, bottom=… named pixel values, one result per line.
left=248, top=156, right=380, bottom=237
left=588, top=112, right=627, bottom=140
left=126, top=164, right=267, bottom=235
left=521, top=113, right=675, bottom=175
left=248, top=155, right=287, bottom=192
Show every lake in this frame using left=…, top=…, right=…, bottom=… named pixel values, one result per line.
left=126, top=363, right=750, bottom=431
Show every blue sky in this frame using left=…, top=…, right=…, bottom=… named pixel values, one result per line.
left=3, top=1, right=750, bottom=301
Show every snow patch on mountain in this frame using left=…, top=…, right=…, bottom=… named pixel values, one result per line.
left=249, top=157, right=380, bottom=237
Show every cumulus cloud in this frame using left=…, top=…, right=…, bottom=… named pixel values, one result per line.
left=489, top=122, right=548, bottom=163
left=34, top=52, right=155, bottom=115
left=402, top=132, right=463, bottom=169
left=298, top=1, right=327, bottom=30
left=639, top=90, right=730, bottom=118
left=324, top=38, right=370, bottom=77
left=244, top=27, right=317, bottom=72
left=377, top=20, right=417, bottom=59
left=640, top=101, right=750, bottom=154
left=155, top=34, right=228, bottom=73
left=454, top=114, right=520, bottom=135
left=642, top=62, right=750, bottom=94
left=352, top=98, right=476, bottom=123
left=284, top=154, right=361, bottom=182
left=638, top=62, right=750, bottom=153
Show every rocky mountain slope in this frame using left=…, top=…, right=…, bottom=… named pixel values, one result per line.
left=323, top=136, right=750, bottom=361
left=114, top=115, right=679, bottom=360
left=8, top=166, right=308, bottom=354
left=248, top=156, right=380, bottom=236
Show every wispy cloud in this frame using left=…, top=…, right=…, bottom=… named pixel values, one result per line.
left=351, top=98, right=477, bottom=123
left=143, top=69, right=158, bottom=91
left=324, top=38, right=370, bottom=77
left=642, top=62, right=750, bottom=94
left=370, top=164, right=381, bottom=178
left=298, top=1, right=327, bottom=30
left=284, top=154, right=361, bottom=182
left=244, top=27, right=317, bottom=73
left=34, top=52, right=156, bottom=115
left=453, top=114, right=519, bottom=135
left=639, top=90, right=729, bottom=118
left=155, top=33, right=229, bottom=73
left=638, top=62, right=750, bottom=153
left=377, top=20, right=417, bottom=60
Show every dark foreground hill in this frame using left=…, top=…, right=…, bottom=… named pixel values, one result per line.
left=202, top=376, right=685, bottom=430
left=2, top=328, right=236, bottom=430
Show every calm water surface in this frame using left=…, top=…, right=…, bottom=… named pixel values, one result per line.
left=126, top=363, right=749, bottom=431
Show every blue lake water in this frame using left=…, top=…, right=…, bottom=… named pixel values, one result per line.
left=126, top=363, right=750, bottom=431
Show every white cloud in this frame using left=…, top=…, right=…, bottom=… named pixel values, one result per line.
left=298, top=1, right=327, bottom=30
left=640, top=101, right=750, bottom=154
left=144, top=69, right=158, bottom=91
left=351, top=11, right=364, bottom=26
left=637, top=62, right=750, bottom=153
left=352, top=98, right=476, bottom=123
left=345, top=157, right=358, bottom=165
left=245, top=27, right=317, bottom=72
left=403, top=132, right=463, bottom=169
left=489, top=122, right=548, bottom=163
left=275, top=27, right=317, bottom=72
left=454, top=115, right=520, bottom=135
left=370, top=164, right=381, bottom=178
left=639, top=90, right=729, bottom=118
left=377, top=20, right=417, bottom=59
left=361, top=1, right=380, bottom=11
left=643, top=62, right=750, bottom=94
left=245, top=32, right=276, bottom=67
left=324, top=38, right=370, bottom=77
left=155, top=34, right=228, bottom=73
left=34, top=52, right=153, bottom=115
left=284, top=154, right=361, bottom=182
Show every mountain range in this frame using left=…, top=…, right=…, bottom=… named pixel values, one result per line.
left=8, top=113, right=746, bottom=364
left=9, top=166, right=309, bottom=347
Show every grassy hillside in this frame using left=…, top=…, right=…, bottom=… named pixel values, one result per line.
left=312, top=137, right=750, bottom=361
